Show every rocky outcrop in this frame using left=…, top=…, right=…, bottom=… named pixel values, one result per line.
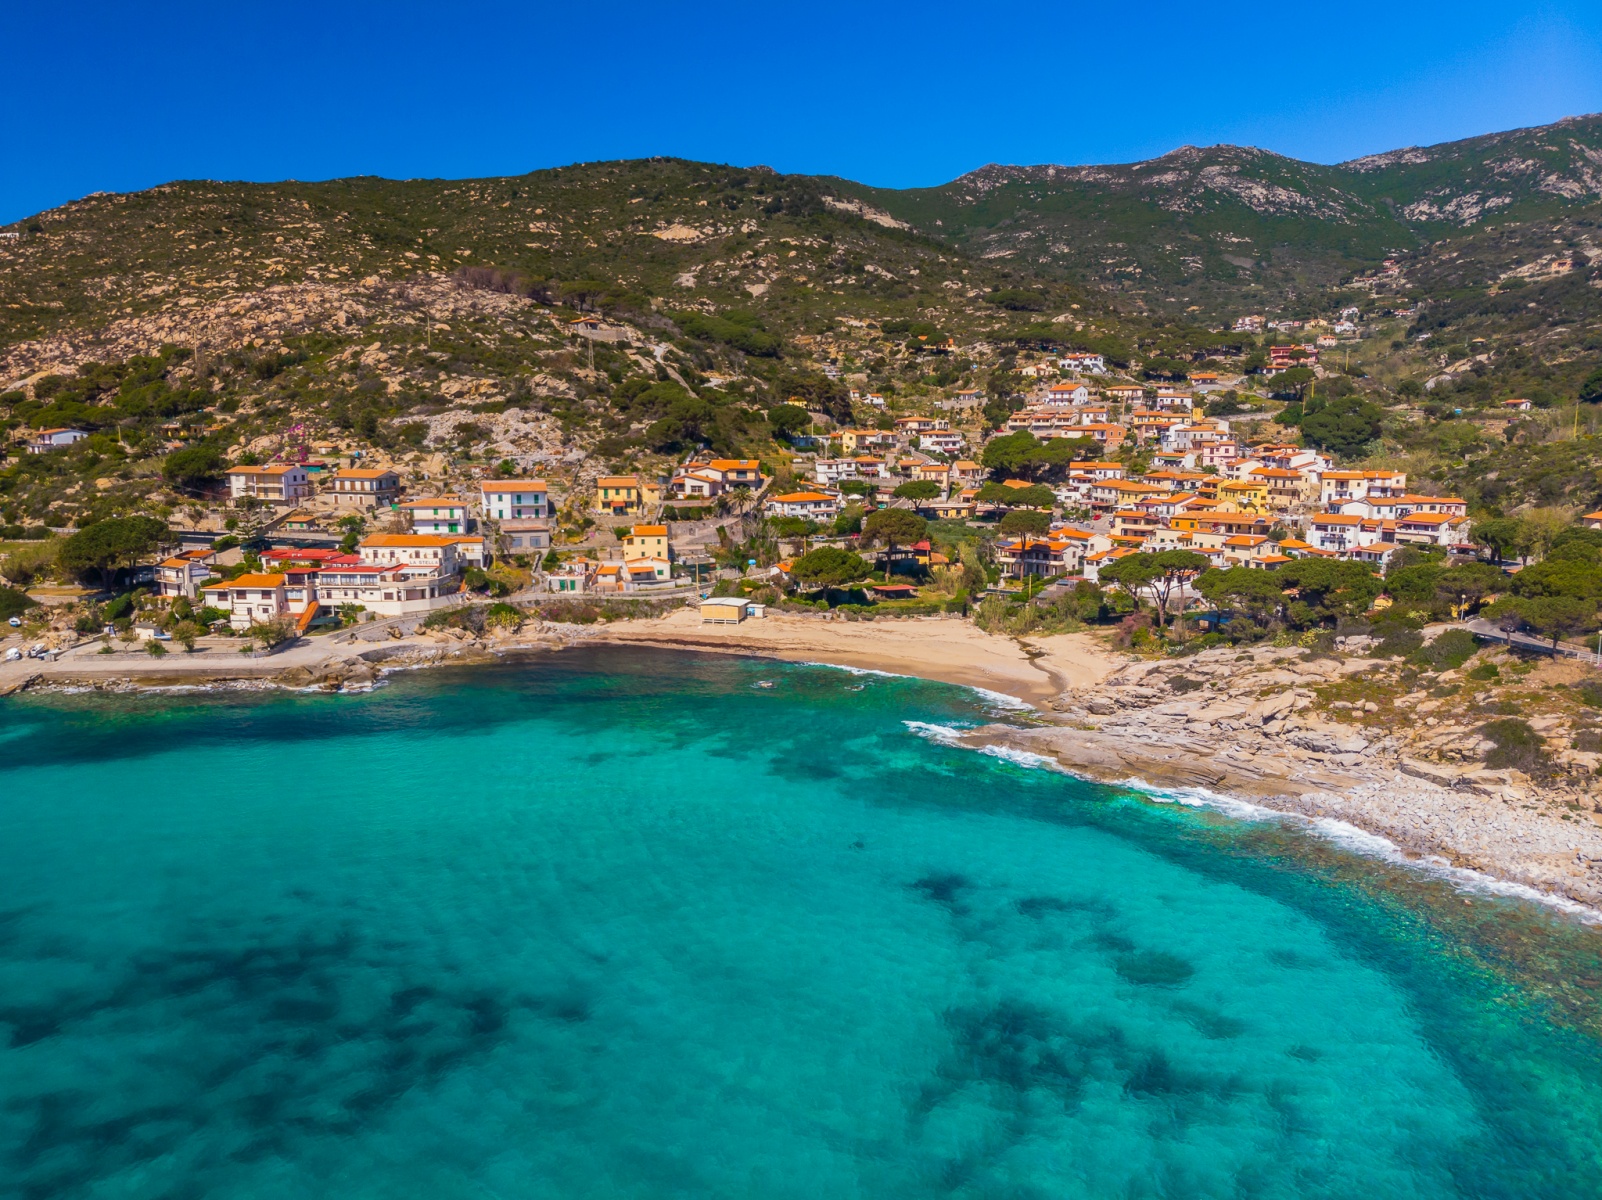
left=996, top=640, right=1602, bottom=908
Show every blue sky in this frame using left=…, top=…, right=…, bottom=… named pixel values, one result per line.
left=6, top=0, right=1602, bottom=224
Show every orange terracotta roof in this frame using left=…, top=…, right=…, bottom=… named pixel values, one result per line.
left=205, top=573, right=286, bottom=589
left=360, top=534, right=460, bottom=547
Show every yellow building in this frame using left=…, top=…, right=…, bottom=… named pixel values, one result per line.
left=1216, top=479, right=1269, bottom=512
left=594, top=476, right=643, bottom=515
left=622, top=524, right=670, bottom=560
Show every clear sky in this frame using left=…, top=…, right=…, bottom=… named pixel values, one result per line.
left=6, top=0, right=1602, bottom=224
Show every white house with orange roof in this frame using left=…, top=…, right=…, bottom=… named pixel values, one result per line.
left=358, top=534, right=472, bottom=576
left=479, top=479, right=549, bottom=553
left=227, top=463, right=312, bottom=505
left=479, top=480, right=548, bottom=521
left=764, top=490, right=841, bottom=520
left=1040, top=381, right=1091, bottom=407
left=919, top=430, right=965, bottom=455
left=26, top=427, right=88, bottom=453
left=154, top=548, right=218, bottom=599
left=401, top=496, right=473, bottom=535
left=199, top=572, right=291, bottom=630
left=1318, top=469, right=1406, bottom=505
left=1393, top=511, right=1472, bottom=548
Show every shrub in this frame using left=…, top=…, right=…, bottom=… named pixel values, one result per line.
left=0, top=586, right=37, bottom=622
left=1370, top=623, right=1425, bottom=659
left=101, top=593, right=135, bottom=621
left=1169, top=676, right=1204, bottom=693
left=485, top=602, right=523, bottom=630
left=1467, top=662, right=1501, bottom=682
left=1411, top=628, right=1478, bottom=672
left=0, top=540, right=58, bottom=587
left=145, top=639, right=168, bottom=657
left=1480, top=718, right=1551, bottom=775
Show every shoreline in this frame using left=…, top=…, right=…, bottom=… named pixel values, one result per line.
left=6, top=611, right=1602, bottom=916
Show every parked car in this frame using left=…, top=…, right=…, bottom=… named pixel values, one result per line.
left=3, top=647, right=20, bottom=661
left=6, top=616, right=19, bottom=627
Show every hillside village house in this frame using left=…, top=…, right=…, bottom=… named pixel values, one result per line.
left=1501, top=398, right=1533, bottom=412
left=27, top=428, right=88, bottom=453
left=594, top=475, right=651, bottom=515
left=327, top=466, right=401, bottom=508
left=1042, top=382, right=1091, bottom=407
left=200, top=573, right=290, bottom=630
left=1318, top=470, right=1406, bottom=505
left=227, top=463, right=313, bottom=505
left=765, top=490, right=841, bottom=520
left=154, top=548, right=217, bottom=599
left=401, top=497, right=472, bottom=535
left=480, top=480, right=548, bottom=521
left=1060, top=352, right=1106, bottom=374
left=359, top=533, right=483, bottom=574
left=1394, top=512, right=1472, bottom=548
left=920, top=430, right=965, bottom=455
left=480, top=479, right=550, bottom=552
left=698, top=458, right=763, bottom=487
left=547, top=558, right=597, bottom=593
left=621, top=524, right=670, bottom=564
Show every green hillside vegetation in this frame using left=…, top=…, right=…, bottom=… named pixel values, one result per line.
left=4, top=119, right=1602, bottom=535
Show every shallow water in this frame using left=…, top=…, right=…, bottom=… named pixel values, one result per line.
left=2, top=646, right=1601, bottom=1198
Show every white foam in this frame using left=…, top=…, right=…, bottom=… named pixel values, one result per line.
left=965, top=685, right=1037, bottom=712
left=914, top=730, right=1602, bottom=925
left=902, top=720, right=969, bottom=747
left=796, top=660, right=909, bottom=680
left=977, top=743, right=1063, bottom=770
left=795, top=659, right=1035, bottom=713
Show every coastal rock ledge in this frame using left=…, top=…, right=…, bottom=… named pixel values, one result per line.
left=975, top=639, right=1602, bottom=910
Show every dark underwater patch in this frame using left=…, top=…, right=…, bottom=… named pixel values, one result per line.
left=1115, top=950, right=1196, bottom=987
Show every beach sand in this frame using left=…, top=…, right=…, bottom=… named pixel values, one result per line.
left=588, top=609, right=1120, bottom=706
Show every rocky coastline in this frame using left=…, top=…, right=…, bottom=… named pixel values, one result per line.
left=962, top=638, right=1602, bottom=910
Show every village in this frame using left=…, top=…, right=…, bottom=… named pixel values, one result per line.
left=1, top=304, right=1505, bottom=652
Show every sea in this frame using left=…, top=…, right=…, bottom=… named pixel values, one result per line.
left=2, top=645, right=1602, bottom=1199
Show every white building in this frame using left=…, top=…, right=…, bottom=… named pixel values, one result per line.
left=27, top=428, right=88, bottom=453
left=226, top=463, right=313, bottom=505
left=400, top=497, right=473, bottom=535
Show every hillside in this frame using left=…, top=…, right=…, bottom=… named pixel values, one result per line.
left=0, top=160, right=1132, bottom=529
left=832, top=114, right=1602, bottom=319
left=4, top=118, right=1602, bottom=537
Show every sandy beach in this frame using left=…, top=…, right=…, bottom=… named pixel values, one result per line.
left=587, top=609, right=1120, bottom=705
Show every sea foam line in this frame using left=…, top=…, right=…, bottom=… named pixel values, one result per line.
left=797, top=659, right=1036, bottom=715
left=902, top=721, right=1602, bottom=924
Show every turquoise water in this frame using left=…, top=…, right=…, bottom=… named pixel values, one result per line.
left=3, top=649, right=1602, bottom=1198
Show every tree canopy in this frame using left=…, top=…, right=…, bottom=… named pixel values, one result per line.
left=790, top=546, right=870, bottom=590
left=862, top=508, right=927, bottom=551
left=161, top=445, right=226, bottom=489
left=1298, top=395, right=1384, bottom=457
left=893, top=480, right=941, bottom=501
left=767, top=403, right=810, bottom=439
left=997, top=509, right=1051, bottom=536
left=980, top=431, right=1099, bottom=480
left=57, top=516, right=170, bottom=588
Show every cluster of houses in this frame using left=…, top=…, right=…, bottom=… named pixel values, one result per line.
left=760, top=372, right=1474, bottom=585
left=146, top=476, right=559, bottom=629
left=989, top=452, right=1472, bottom=581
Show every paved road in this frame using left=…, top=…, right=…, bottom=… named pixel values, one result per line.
left=1465, top=617, right=1602, bottom=665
